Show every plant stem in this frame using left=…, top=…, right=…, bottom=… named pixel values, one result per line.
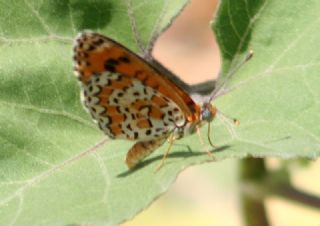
left=273, top=183, right=320, bottom=209
left=240, top=158, right=270, bottom=226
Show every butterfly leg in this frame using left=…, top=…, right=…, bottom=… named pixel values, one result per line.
left=154, top=133, right=175, bottom=173
left=207, top=122, right=217, bottom=148
left=126, top=137, right=167, bottom=169
left=196, top=125, right=214, bottom=158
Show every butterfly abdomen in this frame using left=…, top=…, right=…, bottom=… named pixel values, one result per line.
left=126, top=137, right=168, bottom=169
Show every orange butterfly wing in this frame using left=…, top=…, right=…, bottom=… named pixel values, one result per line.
left=73, top=32, right=200, bottom=140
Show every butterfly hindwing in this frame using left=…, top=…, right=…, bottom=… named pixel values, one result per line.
left=81, top=71, right=185, bottom=140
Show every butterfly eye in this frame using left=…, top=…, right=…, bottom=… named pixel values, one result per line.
left=202, top=109, right=211, bottom=121
left=201, top=103, right=217, bottom=122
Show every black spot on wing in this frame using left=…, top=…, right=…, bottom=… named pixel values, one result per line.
left=118, top=55, right=130, bottom=63
left=93, top=38, right=104, bottom=46
left=106, top=58, right=119, bottom=66
left=104, top=58, right=119, bottom=72
left=126, top=124, right=132, bottom=131
left=104, top=64, right=116, bottom=72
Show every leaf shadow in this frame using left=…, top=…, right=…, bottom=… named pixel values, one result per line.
left=117, top=145, right=230, bottom=177
left=49, top=0, right=113, bottom=30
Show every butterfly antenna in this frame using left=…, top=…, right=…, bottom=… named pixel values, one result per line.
left=208, top=50, right=254, bottom=102
left=218, top=110, right=240, bottom=125
left=217, top=110, right=240, bottom=139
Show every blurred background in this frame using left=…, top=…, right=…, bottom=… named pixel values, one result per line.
left=121, top=0, right=320, bottom=225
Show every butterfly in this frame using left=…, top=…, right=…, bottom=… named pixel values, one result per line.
left=72, top=31, right=245, bottom=170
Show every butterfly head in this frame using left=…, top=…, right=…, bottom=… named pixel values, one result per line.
left=201, top=102, right=217, bottom=122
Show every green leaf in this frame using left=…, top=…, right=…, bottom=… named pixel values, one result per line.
left=0, top=0, right=319, bottom=226
left=212, top=0, right=320, bottom=159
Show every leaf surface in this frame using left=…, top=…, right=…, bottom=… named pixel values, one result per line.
left=0, top=0, right=319, bottom=225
